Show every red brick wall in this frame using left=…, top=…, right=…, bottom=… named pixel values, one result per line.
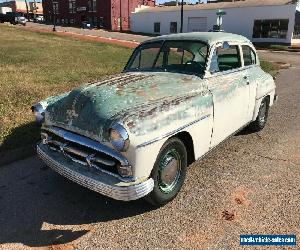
left=43, top=0, right=154, bottom=30
left=111, top=0, right=155, bottom=31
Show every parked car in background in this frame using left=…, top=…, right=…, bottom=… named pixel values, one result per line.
left=0, top=12, right=26, bottom=25
left=34, top=16, right=44, bottom=23
left=16, top=16, right=26, bottom=26
left=32, top=32, right=277, bottom=206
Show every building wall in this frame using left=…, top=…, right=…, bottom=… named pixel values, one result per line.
left=0, top=1, right=43, bottom=15
left=131, top=4, right=297, bottom=44
left=110, top=0, right=154, bottom=31
left=43, top=0, right=154, bottom=30
left=43, top=0, right=113, bottom=28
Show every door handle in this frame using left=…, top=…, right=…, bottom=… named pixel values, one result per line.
left=243, top=75, right=250, bottom=85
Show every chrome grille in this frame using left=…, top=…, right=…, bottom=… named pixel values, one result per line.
left=41, top=128, right=120, bottom=176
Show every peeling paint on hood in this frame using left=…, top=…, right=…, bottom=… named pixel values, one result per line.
left=45, top=72, right=209, bottom=142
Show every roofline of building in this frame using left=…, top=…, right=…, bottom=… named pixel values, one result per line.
left=135, top=1, right=297, bottom=14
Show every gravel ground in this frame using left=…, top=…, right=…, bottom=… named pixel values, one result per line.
left=0, top=51, right=299, bottom=250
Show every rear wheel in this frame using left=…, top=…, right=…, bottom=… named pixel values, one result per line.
left=249, top=97, right=269, bottom=132
left=145, top=137, right=187, bottom=207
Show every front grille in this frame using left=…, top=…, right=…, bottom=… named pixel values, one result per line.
left=41, top=129, right=120, bottom=175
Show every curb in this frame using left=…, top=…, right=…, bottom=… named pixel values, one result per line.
left=18, top=25, right=140, bottom=48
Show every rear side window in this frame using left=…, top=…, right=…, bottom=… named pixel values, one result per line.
left=242, top=45, right=256, bottom=66
left=210, top=45, right=241, bottom=73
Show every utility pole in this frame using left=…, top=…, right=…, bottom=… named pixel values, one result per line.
left=51, top=0, right=56, bottom=31
left=24, top=0, right=29, bottom=21
left=33, top=0, right=37, bottom=20
left=180, top=0, right=183, bottom=33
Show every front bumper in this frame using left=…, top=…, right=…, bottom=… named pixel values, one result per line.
left=37, top=143, right=154, bottom=201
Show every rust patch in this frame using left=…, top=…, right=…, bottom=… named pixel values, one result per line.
left=231, top=187, right=252, bottom=206
left=222, top=210, right=236, bottom=221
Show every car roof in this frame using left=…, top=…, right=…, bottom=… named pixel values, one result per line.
left=143, top=32, right=251, bottom=45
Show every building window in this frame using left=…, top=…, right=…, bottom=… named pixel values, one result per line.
left=53, top=2, right=59, bottom=14
left=154, top=22, right=160, bottom=33
left=88, top=0, right=97, bottom=12
left=253, top=19, right=289, bottom=39
left=170, top=22, right=177, bottom=33
left=70, top=18, right=74, bottom=24
left=69, top=0, right=76, bottom=13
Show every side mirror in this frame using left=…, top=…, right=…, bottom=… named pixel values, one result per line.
left=222, top=42, right=230, bottom=49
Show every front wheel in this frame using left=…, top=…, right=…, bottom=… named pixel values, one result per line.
left=145, top=137, right=187, bottom=207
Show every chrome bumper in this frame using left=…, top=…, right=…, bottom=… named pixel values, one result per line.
left=37, top=143, right=154, bottom=201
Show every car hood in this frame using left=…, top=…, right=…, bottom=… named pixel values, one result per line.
left=45, top=72, right=208, bottom=142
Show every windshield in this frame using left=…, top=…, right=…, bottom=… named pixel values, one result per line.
left=125, top=40, right=208, bottom=76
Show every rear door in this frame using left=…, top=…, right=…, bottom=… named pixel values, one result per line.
left=208, top=44, right=250, bottom=147
left=241, top=44, right=259, bottom=122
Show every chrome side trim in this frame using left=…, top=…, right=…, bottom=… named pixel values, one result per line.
left=43, top=126, right=129, bottom=166
left=37, top=144, right=154, bottom=201
left=136, top=114, right=211, bottom=148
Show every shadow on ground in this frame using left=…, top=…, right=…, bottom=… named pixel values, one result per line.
left=0, top=122, right=40, bottom=165
left=0, top=139, right=155, bottom=248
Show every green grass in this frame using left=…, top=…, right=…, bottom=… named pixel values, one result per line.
left=0, top=25, right=132, bottom=153
left=255, top=43, right=290, bottom=51
left=260, top=61, right=281, bottom=77
left=0, top=25, right=280, bottom=156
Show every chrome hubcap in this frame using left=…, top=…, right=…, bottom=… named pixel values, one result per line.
left=158, top=149, right=181, bottom=194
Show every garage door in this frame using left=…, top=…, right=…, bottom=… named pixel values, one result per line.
left=188, top=17, right=207, bottom=32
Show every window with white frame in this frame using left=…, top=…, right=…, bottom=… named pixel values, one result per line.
left=69, top=0, right=76, bottom=13
left=88, top=0, right=97, bottom=12
left=53, top=2, right=58, bottom=14
left=170, top=22, right=177, bottom=33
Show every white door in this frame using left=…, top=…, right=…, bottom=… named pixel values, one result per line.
left=188, top=17, right=207, bottom=32
left=209, top=45, right=250, bottom=147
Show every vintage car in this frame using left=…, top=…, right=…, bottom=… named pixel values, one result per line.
left=32, top=32, right=277, bottom=206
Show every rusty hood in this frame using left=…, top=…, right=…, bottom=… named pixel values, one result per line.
left=45, top=72, right=209, bottom=142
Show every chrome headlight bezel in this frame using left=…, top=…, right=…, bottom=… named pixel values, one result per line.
left=109, top=123, right=130, bottom=152
left=31, top=103, right=45, bottom=124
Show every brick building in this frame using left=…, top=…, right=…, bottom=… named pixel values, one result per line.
left=43, top=0, right=155, bottom=30
left=0, top=1, right=43, bottom=18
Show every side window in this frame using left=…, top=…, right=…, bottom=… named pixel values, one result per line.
left=242, top=45, right=256, bottom=66
left=210, top=45, right=241, bottom=73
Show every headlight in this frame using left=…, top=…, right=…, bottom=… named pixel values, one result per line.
left=31, top=103, right=45, bottom=124
left=109, top=123, right=130, bottom=152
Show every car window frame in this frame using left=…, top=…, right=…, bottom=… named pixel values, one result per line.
left=240, top=43, right=258, bottom=69
left=205, top=41, right=252, bottom=79
left=124, top=39, right=209, bottom=77
left=209, top=43, right=243, bottom=75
